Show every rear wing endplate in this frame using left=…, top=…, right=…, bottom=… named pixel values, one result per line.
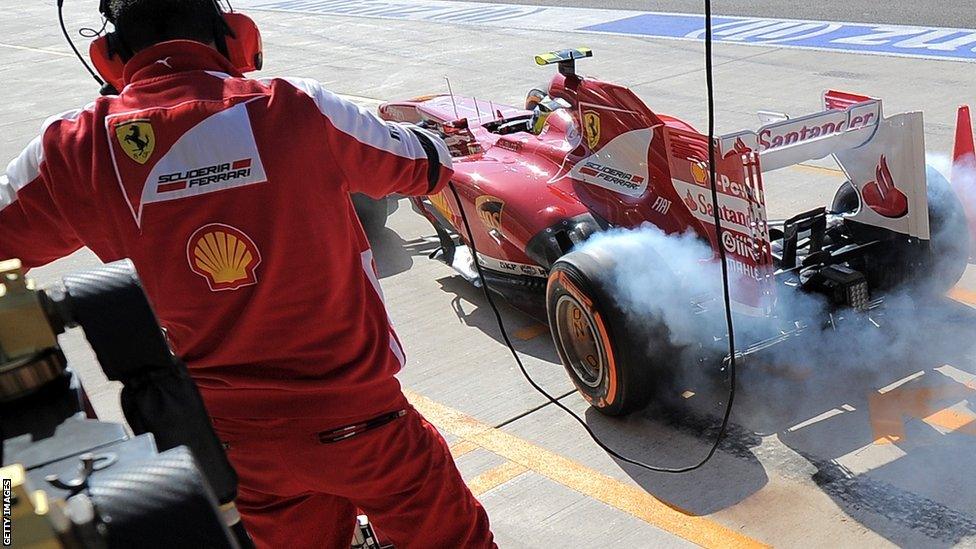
left=718, top=90, right=930, bottom=240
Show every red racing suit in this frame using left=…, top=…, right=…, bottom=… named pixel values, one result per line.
left=1, top=40, right=494, bottom=548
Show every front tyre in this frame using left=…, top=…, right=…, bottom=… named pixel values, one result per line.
left=546, top=250, right=668, bottom=416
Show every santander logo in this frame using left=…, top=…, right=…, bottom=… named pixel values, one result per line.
left=723, top=137, right=752, bottom=159
left=861, top=155, right=908, bottom=219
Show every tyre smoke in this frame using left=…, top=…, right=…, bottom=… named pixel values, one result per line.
left=574, top=156, right=973, bottom=387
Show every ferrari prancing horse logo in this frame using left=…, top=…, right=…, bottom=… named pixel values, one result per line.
left=115, top=120, right=156, bottom=164
left=583, top=111, right=601, bottom=149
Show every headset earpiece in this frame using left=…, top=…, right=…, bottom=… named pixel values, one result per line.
left=89, top=34, right=127, bottom=92
left=89, top=0, right=133, bottom=90
left=88, top=0, right=263, bottom=90
left=222, top=12, right=263, bottom=72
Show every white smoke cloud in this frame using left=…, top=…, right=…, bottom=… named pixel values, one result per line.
left=930, top=151, right=976, bottom=252
left=576, top=225, right=722, bottom=350
left=572, top=177, right=968, bottom=390
left=576, top=224, right=833, bottom=369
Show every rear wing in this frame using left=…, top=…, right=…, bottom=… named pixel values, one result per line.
left=719, top=90, right=930, bottom=240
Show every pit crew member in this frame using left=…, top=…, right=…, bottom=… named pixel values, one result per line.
left=0, top=0, right=495, bottom=547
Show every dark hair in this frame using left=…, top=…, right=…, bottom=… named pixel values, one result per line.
left=108, top=0, right=222, bottom=53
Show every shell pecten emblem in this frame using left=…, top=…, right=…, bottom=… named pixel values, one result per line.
left=187, top=223, right=262, bottom=291
left=690, top=161, right=709, bottom=186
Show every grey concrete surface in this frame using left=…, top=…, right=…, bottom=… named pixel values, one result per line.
left=455, top=0, right=976, bottom=29
left=5, top=0, right=976, bottom=547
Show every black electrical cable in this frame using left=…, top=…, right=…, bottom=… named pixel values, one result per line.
left=58, top=0, right=105, bottom=87
left=79, top=18, right=109, bottom=39
left=447, top=0, right=737, bottom=473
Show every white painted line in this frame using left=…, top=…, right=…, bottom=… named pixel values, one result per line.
left=236, top=0, right=976, bottom=63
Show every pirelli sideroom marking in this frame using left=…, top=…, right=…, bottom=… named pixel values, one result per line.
left=237, top=0, right=976, bottom=62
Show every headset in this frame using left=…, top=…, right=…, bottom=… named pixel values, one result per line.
left=81, top=0, right=263, bottom=92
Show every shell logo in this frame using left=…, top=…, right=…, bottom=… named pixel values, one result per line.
left=690, top=162, right=709, bottom=186
left=186, top=223, right=261, bottom=291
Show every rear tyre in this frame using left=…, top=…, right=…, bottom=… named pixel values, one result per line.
left=830, top=180, right=860, bottom=214
left=546, top=249, right=671, bottom=416
left=831, top=166, right=969, bottom=293
left=920, top=166, right=970, bottom=293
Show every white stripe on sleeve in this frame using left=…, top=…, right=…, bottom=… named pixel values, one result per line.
left=1, top=136, right=43, bottom=209
left=2, top=107, right=91, bottom=210
left=265, top=76, right=451, bottom=171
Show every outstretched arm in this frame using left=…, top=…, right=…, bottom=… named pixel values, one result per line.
left=274, top=77, right=454, bottom=197
left=0, top=129, right=83, bottom=269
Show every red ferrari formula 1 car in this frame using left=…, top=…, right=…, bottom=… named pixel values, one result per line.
left=379, top=49, right=975, bottom=416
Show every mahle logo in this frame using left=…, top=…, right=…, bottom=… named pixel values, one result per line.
left=115, top=120, right=156, bottom=164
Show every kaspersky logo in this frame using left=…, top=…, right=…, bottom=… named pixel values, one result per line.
left=187, top=223, right=261, bottom=291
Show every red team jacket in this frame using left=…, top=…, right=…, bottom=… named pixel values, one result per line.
left=0, top=41, right=453, bottom=419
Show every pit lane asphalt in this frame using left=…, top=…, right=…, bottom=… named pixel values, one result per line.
left=6, top=1, right=976, bottom=547
left=456, top=0, right=976, bottom=29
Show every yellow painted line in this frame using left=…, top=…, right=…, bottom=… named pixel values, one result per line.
left=514, top=323, right=549, bottom=341
left=449, top=439, right=480, bottom=459
left=948, top=286, right=976, bottom=306
left=789, top=163, right=845, bottom=176
left=466, top=461, right=528, bottom=496
left=0, top=42, right=74, bottom=58
left=405, top=390, right=767, bottom=549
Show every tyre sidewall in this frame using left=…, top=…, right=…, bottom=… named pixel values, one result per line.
left=547, top=251, right=668, bottom=415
